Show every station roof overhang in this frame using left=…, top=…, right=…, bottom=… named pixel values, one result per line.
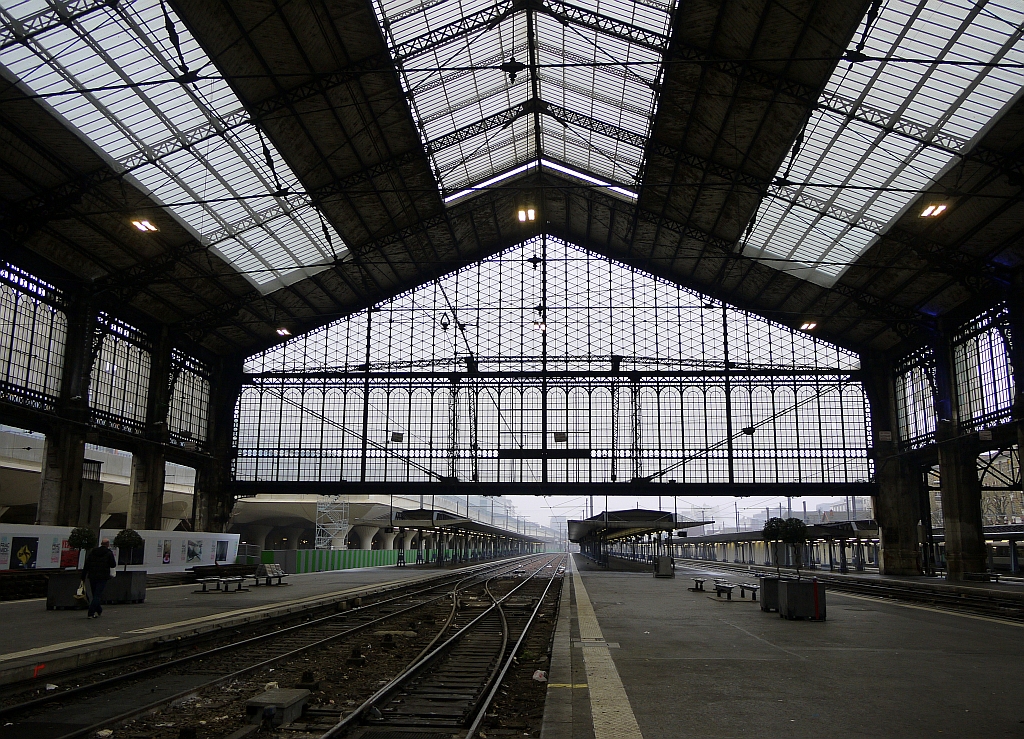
left=354, top=508, right=544, bottom=543
left=568, top=509, right=711, bottom=543
left=680, top=519, right=880, bottom=544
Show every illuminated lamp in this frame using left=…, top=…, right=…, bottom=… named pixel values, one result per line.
left=276, top=327, right=292, bottom=337
left=517, top=205, right=536, bottom=222
left=919, top=203, right=948, bottom=218
left=799, top=321, right=817, bottom=331
left=131, top=219, right=158, bottom=232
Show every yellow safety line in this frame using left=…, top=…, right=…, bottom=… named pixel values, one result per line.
left=548, top=683, right=589, bottom=688
left=570, top=554, right=644, bottom=739
left=0, top=636, right=118, bottom=663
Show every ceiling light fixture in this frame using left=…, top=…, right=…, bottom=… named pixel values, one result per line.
left=919, top=203, right=948, bottom=218
left=800, top=321, right=817, bottom=331
left=276, top=327, right=291, bottom=337
left=517, top=207, right=536, bottom=222
left=131, top=219, right=158, bottom=232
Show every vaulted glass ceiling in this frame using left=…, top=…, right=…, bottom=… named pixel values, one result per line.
left=373, top=0, right=678, bottom=197
left=0, top=0, right=345, bottom=294
left=746, top=0, right=1024, bottom=286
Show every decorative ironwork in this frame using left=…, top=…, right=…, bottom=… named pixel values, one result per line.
left=168, top=348, right=211, bottom=448
left=0, top=263, right=66, bottom=412
left=236, top=237, right=870, bottom=486
left=89, top=313, right=151, bottom=434
left=952, top=303, right=1014, bottom=433
left=894, top=345, right=937, bottom=450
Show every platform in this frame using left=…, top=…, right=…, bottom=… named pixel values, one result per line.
left=543, top=554, right=1024, bottom=739
left=0, top=562, right=471, bottom=686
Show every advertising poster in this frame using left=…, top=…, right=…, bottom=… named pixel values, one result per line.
left=10, top=537, right=38, bottom=569
left=216, top=540, right=228, bottom=563
left=60, top=540, right=79, bottom=568
left=180, top=540, right=186, bottom=563
left=0, top=536, right=10, bottom=569
left=187, top=539, right=202, bottom=563
left=49, top=536, right=61, bottom=567
left=162, top=539, right=172, bottom=564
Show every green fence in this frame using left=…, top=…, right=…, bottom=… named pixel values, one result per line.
left=260, top=548, right=456, bottom=574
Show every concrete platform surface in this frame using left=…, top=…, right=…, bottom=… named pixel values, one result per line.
left=0, top=563, right=472, bottom=685
left=544, top=555, right=1024, bottom=739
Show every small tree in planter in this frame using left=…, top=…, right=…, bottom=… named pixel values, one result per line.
left=67, top=527, right=97, bottom=568
left=781, top=518, right=809, bottom=579
left=761, top=517, right=786, bottom=576
left=113, top=528, right=144, bottom=571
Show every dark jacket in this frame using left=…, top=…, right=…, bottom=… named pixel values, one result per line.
left=82, top=545, right=116, bottom=581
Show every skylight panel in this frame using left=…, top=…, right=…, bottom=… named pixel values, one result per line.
left=0, top=0, right=345, bottom=295
left=374, top=0, right=677, bottom=197
left=745, top=0, right=1024, bottom=286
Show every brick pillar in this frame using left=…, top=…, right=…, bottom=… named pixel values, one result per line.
left=862, top=355, right=923, bottom=574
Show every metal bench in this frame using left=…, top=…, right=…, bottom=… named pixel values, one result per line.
left=195, top=575, right=249, bottom=593
left=252, top=563, right=290, bottom=586
left=714, top=582, right=736, bottom=600
left=739, top=583, right=760, bottom=600
left=688, top=577, right=707, bottom=592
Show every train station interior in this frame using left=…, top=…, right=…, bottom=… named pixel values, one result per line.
left=0, top=0, right=1022, bottom=737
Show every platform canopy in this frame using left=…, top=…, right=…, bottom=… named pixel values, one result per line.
left=356, top=508, right=543, bottom=542
left=568, top=509, right=710, bottom=543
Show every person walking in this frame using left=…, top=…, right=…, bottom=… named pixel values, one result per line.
left=82, top=538, right=116, bottom=619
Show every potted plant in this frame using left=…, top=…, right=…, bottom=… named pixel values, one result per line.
left=103, top=528, right=148, bottom=605
left=46, top=527, right=97, bottom=610
left=777, top=518, right=826, bottom=621
left=758, top=518, right=786, bottom=612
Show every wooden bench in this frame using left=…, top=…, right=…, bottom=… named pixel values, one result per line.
left=252, top=563, right=290, bottom=586
left=714, top=582, right=735, bottom=600
left=687, top=577, right=707, bottom=592
left=739, top=583, right=760, bottom=600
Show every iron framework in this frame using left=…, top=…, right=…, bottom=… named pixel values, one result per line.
left=894, top=344, right=937, bottom=450
left=952, top=302, right=1015, bottom=433
left=236, top=237, right=871, bottom=489
left=89, top=313, right=151, bottom=434
left=168, top=348, right=211, bottom=449
left=0, top=262, right=66, bottom=412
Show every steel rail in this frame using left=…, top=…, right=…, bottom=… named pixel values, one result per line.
left=1, top=555, right=543, bottom=739
left=465, top=554, right=564, bottom=739
left=318, top=554, right=562, bottom=739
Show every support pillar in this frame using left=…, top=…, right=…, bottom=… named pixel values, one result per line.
left=932, top=331, right=987, bottom=579
left=936, top=425, right=987, bottom=578
left=195, top=359, right=243, bottom=532
left=862, top=356, right=923, bottom=574
left=242, top=524, right=273, bottom=550
left=36, top=291, right=95, bottom=526
left=351, top=525, right=379, bottom=550
left=379, top=529, right=397, bottom=550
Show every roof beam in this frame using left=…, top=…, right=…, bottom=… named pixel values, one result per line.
left=0, top=0, right=115, bottom=51
left=389, top=1, right=513, bottom=63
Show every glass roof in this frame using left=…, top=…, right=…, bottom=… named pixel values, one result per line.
left=746, top=0, right=1024, bottom=286
left=374, top=0, right=677, bottom=196
left=0, top=0, right=345, bottom=294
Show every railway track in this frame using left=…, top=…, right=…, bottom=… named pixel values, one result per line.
left=0, top=555, right=554, bottom=739
left=675, top=558, right=1024, bottom=621
left=313, top=553, right=565, bottom=739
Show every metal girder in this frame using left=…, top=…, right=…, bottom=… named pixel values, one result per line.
left=228, top=480, right=880, bottom=497
left=95, top=241, right=208, bottom=302
left=246, top=368, right=862, bottom=381
left=768, top=183, right=890, bottom=234
left=309, top=149, right=429, bottom=202
left=426, top=98, right=646, bottom=155
left=200, top=193, right=309, bottom=245
left=390, top=1, right=513, bottom=62
left=541, top=0, right=669, bottom=52
left=388, top=0, right=668, bottom=64
left=118, top=107, right=252, bottom=171
left=0, top=0, right=116, bottom=51
left=667, top=40, right=818, bottom=103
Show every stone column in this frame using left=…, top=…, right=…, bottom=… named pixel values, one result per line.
left=379, top=529, right=398, bottom=550
left=1007, top=274, right=1024, bottom=485
left=862, top=356, right=923, bottom=574
left=932, top=332, right=987, bottom=579
left=195, top=358, right=244, bottom=533
left=36, top=291, right=94, bottom=526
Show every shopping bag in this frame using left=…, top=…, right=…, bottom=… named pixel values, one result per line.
left=109, top=566, right=117, bottom=578
left=73, top=582, right=88, bottom=603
